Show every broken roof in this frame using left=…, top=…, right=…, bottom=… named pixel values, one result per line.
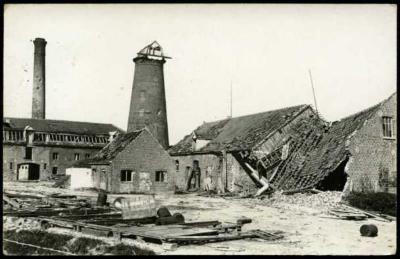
left=169, top=104, right=312, bottom=155
left=3, top=117, right=123, bottom=135
left=74, top=129, right=144, bottom=166
left=271, top=93, right=396, bottom=191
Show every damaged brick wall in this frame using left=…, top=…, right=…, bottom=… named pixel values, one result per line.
left=173, top=154, right=221, bottom=191
left=347, top=94, right=397, bottom=193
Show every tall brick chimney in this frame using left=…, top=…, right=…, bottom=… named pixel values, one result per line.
left=127, top=41, right=170, bottom=149
left=32, top=38, right=47, bottom=119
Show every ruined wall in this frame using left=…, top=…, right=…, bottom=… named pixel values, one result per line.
left=109, top=130, right=175, bottom=194
left=172, top=153, right=221, bottom=191
left=226, top=153, right=258, bottom=193
left=347, top=94, right=397, bottom=193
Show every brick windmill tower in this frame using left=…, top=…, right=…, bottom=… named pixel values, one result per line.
left=127, top=41, right=171, bottom=149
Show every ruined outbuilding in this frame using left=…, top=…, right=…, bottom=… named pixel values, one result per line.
left=71, top=128, right=176, bottom=194
left=290, top=92, right=397, bottom=194
left=169, top=104, right=326, bottom=194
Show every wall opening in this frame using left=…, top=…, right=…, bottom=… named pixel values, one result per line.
left=17, top=163, right=40, bottom=181
left=316, top=157, right=349, bottom=191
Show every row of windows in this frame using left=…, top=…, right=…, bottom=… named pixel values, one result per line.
left=120, top=170, right=167, bottom=183
left=52, top=152, right=90, bottom=161
left=47, top=133, right=108, bottom=144
left=3, top=130, right=109, bottom=144
left=3, top=130, right=24, bottom=141
left=23, top=147, right=90, bottom=161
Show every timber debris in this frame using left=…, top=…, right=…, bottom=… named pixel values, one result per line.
left=3, top=192, right=284, bottom=247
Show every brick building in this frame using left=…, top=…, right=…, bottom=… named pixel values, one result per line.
left=3, top=37, right=122, bottom=182
left=169, top=104, right=325, bottom=193
left=262, top=92, right=397, bottom=194
left=72, top=128, right=175, bottom=194
left=3, top=118, right=122, bottom=181
left=127, top=41, right=170, bottom=149
left=298, top=92, right=397, bottom=193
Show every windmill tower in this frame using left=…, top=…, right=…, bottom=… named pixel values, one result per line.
left=127, top=41, right=171, bottom=149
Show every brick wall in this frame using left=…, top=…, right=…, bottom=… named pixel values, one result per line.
left=109, top=130, right=175, bottom=194
left=347, top=94, right=397, bottom=193
left=172, top=153, right=221, bottom=191
left=3, top=144, right=100, bottom=181
left=127, top=58, right=169, bottom=148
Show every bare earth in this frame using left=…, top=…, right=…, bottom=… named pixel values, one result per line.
left=3, top=182, right=396, bottom=255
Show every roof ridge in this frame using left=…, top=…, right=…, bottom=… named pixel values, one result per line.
left=201, top=104, right=308, bottom=125
left=3, top=116, right=116, bottom=126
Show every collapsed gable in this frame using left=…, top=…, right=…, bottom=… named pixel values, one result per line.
left=270, top=102, right=382, bottom=192
left=169, top=104, right=310, bottom=155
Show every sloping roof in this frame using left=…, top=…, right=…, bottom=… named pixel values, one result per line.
left=169, top=104, right=311, bottom=155
left=74, top=129, right=144, bottom=166
left=3, top=117, right=123, bottom=135
left=271, top=93, right=394, bottom=191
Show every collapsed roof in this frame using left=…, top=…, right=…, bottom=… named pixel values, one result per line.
left=169, top=104, right=312, bottom=155
left=269, top=92, right=396, bottom=192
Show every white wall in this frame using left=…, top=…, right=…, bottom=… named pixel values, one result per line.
left=66, top=167, right=94, bottom=189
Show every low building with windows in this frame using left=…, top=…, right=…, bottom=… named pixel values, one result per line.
left=71, top=128, right=175, bottom=194
left=3, top=117, right=123, bottom=181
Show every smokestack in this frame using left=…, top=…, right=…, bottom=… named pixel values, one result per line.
left=32, top=38, right=47, bottom=119
left=127, top=41, right=170, bottom=149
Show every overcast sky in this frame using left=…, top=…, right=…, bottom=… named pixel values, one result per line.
left=4, top=4, right=396, bottom=145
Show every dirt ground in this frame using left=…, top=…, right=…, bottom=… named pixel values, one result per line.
left=3, top=182, right=397, bottom=255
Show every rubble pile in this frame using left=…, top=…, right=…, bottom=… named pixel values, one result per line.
left=261, top=191, right=343, bottom=213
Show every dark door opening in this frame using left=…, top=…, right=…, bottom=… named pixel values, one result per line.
left=17, top=163, right=40, bottom=181
left=316, top=157, right=349, bottom=191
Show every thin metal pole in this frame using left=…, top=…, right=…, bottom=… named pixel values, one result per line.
left=308, top=69, right=319, bottom=115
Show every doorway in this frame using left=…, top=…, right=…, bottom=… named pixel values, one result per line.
left=17, top=163, right=40, bottom=181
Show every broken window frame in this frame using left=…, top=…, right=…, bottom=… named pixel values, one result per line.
left=121, top=170, right=133, bottom=182
left=52, top=152, right=59, bottom=160
left=382, top=116, right=395, bottom=139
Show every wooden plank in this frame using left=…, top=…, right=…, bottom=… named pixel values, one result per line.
left=339, top=203, right=392, bottom=222
left=180, top=220, right=221, bottom=228
left=3, top=194, right=21, bottom=208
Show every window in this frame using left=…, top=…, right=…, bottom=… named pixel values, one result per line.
left=155, top=171, right=167, bottom=182
left=121, top=170, right=133, bottom=182
left=25, top=147, right=32, bottom=159
left=9, top=162, right=13, bottom=170
left=44, top=163, right=47, bottom=170
left=74, top=153, right=80, bottom=161
left=175, top=160, right=180, bottom=171
left=382, top=116, right=394, bottom=138
left=52, top=167, right=58, bottom=175
left=52, top=152, right=59, bottom=160
left=85, top=154, right=90, bottom=159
